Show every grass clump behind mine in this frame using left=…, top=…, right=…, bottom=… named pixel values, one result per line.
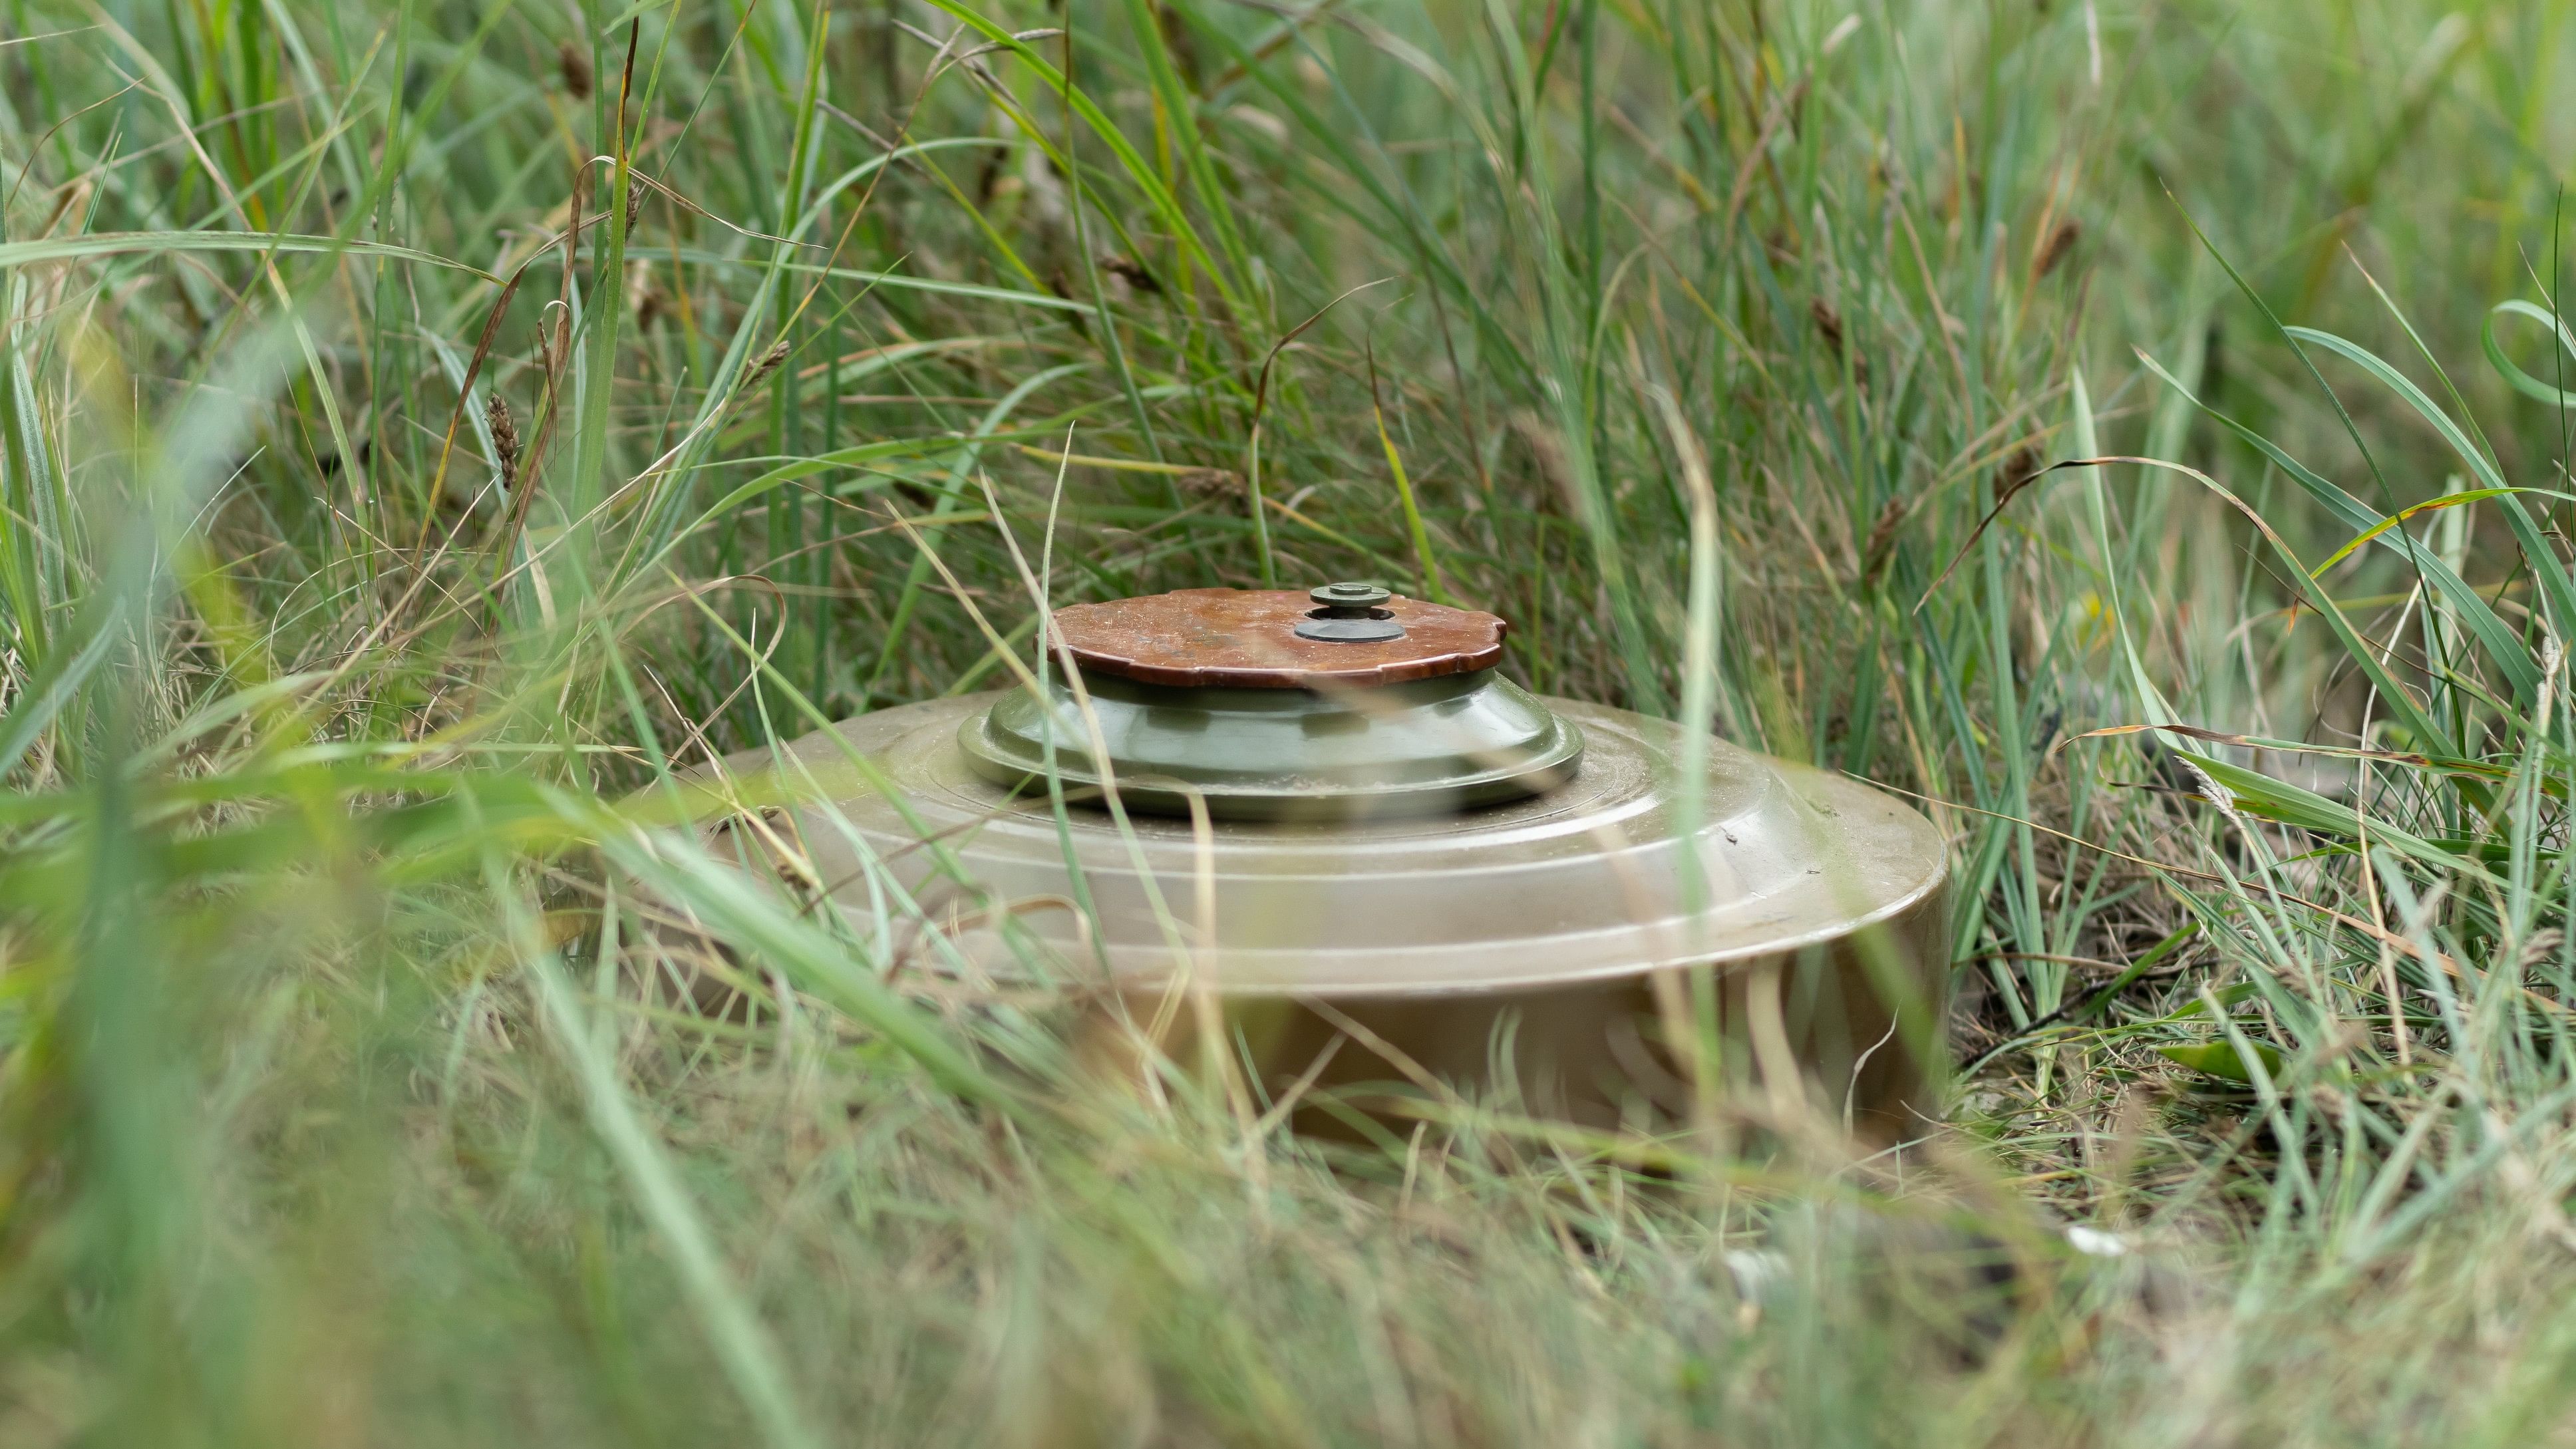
left=4, top=0, right=2576, bottom=1444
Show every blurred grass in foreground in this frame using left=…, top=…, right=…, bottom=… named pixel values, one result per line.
left=4, top=0, right=2576, bottom=1442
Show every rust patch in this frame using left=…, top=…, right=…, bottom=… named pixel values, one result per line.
left=1050, top=587, right=1506, bottom=689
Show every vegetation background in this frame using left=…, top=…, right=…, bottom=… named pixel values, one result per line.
left=1, top=0, right=2573, bottom=1442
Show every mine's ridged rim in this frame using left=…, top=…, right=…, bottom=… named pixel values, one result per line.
left=704, top=695, right=1952, bottom=999
left=955, top=707, right=1586, bottom=820
left=953, top=669, right=1587, bottom=822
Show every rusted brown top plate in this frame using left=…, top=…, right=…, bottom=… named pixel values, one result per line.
left=1051, top=588, right=1506, bottom=688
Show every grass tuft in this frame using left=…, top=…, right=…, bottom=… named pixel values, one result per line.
left=1, top=0, right=2575, bottom=1442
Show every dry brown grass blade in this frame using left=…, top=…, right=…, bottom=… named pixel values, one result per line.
left=1913, top=454, right=2076, bottom=611
left=2055, top=722, right=2457, bottom=770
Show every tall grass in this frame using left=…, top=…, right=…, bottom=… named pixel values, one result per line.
left=3, top=0, right=2576, bottom=1442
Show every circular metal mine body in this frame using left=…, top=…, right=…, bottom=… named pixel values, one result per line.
left=712, top=588, right=1951, bottom=1134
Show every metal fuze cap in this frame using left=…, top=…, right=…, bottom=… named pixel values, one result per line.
left=957, top=585, right=1582, bottom=820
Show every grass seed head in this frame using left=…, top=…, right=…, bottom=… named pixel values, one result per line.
left=558, top=41, right=593, bottom=100
left=2035, top=218, right=2082, bottom=279
left=486, top=393, right=520, bottom=491
left=745, top=340, right=790, bottom=393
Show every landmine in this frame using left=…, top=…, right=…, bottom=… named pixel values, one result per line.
left=696, top=585, right=1950, bottom=1137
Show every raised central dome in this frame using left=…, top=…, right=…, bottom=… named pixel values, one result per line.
left=957, top=586, right=1582, bottom=820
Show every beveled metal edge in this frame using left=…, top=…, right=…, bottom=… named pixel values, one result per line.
left=694, top=693, right=1954, bottom=1002
left=953, top=705, right=1586, bottom=822
left=1192, top=846, right=1953, bottom=1001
